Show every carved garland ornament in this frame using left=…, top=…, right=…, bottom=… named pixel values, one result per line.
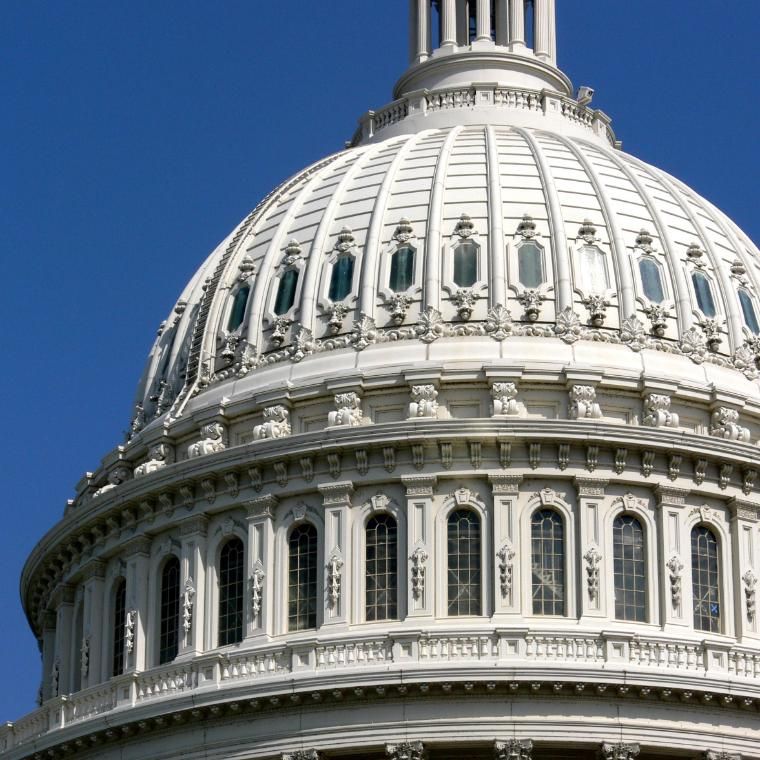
left=410, top=546, right=428, bottom=600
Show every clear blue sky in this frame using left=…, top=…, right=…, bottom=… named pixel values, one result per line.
left=2, top=0, right=758, bottom=721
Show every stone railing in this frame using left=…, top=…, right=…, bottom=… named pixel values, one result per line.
left=4, top=627, right=760, bottom=754
left=352, top=86, right=615, bottom=146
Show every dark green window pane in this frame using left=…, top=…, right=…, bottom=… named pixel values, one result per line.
left=613, top=515, right=646, bottom=622
left=447, top=509, right=481, bottom=616
left=453, top=241, right=478, bottom=287
left=365, top=514, right=398, bottom=621
left=288, top=523, right=317, bottom=631
left=739, top=290, right=760, bottom=334
left=328, top=255, right=355, bottom=301
left=227, top=286, right=250, bottom=331
left=692, top=271, right=716, bottom=317
left=531, top=509, right=565, bottom=615
left=692, top=525, right=720, bottom=633
left=274, top=270, right=299, bottom=315
left=638, top=258, right=665, bottom=303
left=390, top=246, right=415, bottom=292
left=218, top=538, right=244, bottom=646
left=518, top=241, right=544, bottom=288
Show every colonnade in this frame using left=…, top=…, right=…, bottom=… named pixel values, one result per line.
left=408, top=0, right=557, bottom=65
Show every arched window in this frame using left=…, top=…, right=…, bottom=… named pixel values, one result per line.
left=365, top=514, right=398, bottom=621
left=159, top=556, right=181, bottom=665
left=288, top=523, right=318, bottom=631
left=447, top=509, right=481, bottom=616
left=638, top=258, right=665, bottom=303
left=227, top=285, right=250, bottom=331
left=531, top=509, right=565, bottom=615
left=274, top=269, right=299, bottom=315
left=389, top=246, right=415, bottom=292
left=579, top=245, right=609, bottom=293
left=613, top=515, right=646, bottom=622
left=518, top=241, right=545, bottom=288
left=218, top=538, right=245, bottom=646
left=453, top=241, right=478, bottom=287
left=112, top=579, right=127, bottom=677
left=739, top=289, right=760, bottom=334
left=691, top=525, right=721, bottom=633
left=691, top=271, right=716, bottom=317
left=328, top=255, right=355, bottom=302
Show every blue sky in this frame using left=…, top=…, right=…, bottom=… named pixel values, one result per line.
left=2, top=0, right=758, bottom=721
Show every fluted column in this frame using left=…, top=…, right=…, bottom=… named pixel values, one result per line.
left=509, top=0, right=525, bottom=49
left=476, top=0, right=492, bottom=40
left=441, top=0, right=458, bottom=46
left=416, top=0, right=430, bottom=62
left=494, top=0, right=509, bottom=45
left=534, top=0, right=550, bottom=59
left=547, top=0, right=556, bottom=62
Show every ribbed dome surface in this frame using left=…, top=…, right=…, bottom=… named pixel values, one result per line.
left=131, top=124, right=760, bottom=431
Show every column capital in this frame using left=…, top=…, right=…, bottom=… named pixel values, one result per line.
left=727, top=497, right=760, bottom=522
left=655, top=485, right=689, bottom=506
left=246, top=494, right=279, bottom=520
left=574, top=476, right=608, bottom=497
left=401, top=474, right=437, bottom=497
left=601, top=743, right=640, bottom=760
left=489, top=473, right=523, bottom=494
left=318, top=480, right=354, bottom=506
left=495, top=739, right=533, bottom=760
left=122, top=535, right=152, bottom=558
left=80, top=559, right=106, bottom=583
left=179, top=515, right=208, bottom=537
left=705, top=752, right=741, bottom=760
left=282, top=752, right=320, bottom=760
left=51, top=583, right=76, bottom=608
left=386, top=741, right=426, bottom=760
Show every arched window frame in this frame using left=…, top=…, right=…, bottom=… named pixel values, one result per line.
left=378, top=219, right=424, bottom=306
left=265, top=241, right=307, bottom=328
left=603, top=494, right=658, bottom=626
left=571, top=223, right=617, bottom=306
left=204, top=516, right=248, bottom=650
left=521, top=489, right=576, bottom=620
left=737, top=288, right=760, bottom=336
left=110, top=575, right=128, bottom=678
left=352, top=495, right=407, bottom=625
left=434, top=488, right=491, bottom=618
left=317, top=229, right=362, bottom=329
left=273, top=504, right=324, bottom=636
left=224, top=281, right=254, bottom=336
left=682, top=246, right=722, bottom=325
left=441, top=215, right=488, bottom=307
left=685, top=510, right=732, bottom=637
left=146, top=537, right=182, bottom=667
left=507, top=218, right=554, bottom=318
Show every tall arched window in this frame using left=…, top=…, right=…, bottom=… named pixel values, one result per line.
left=531, top=509, right=565, bottom=615
left=691, top=525, right=721, bottom=633
left=329, top=255, right=355, bottom=302
left=218, top=538, right=245, bottom=646
left=112, top=578, right=127, bottom=677
left=447, top=509, right=481, bottom=616
left=274, top=269, right=299, bottom=315
left=518, top=241, right=545, bottom=288
left=159, top=556, right=181, bottom=665
left=613, top=515, right=646, bottom=622
left=692, top=271, right=716, bottom=317
left=227, top=285, right=250, bottom=331
left=638, top=258, right=665, bottom=303
left=453, top=241, right=478, bottom=287
left=389, top=246, right=415, bottom=292
left=365, top=514, right=398, bottom=621
left=739, top=289, right=760, bottom=334
left=288, top=523, right=318, bottom=631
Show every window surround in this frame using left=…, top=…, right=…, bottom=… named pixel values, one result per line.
left=317, top=228, right=363, bottom=313
left=507, top=216, right=554, bottom=320
left=109, top=576, right=128, bottom=679
left=440, top=214, right=488, bottom=303
left=434, top=488, right=491, bottom=618
left=146, top=537, right=182, bottom=668
left=378, top=219, right=424, bottom=304
left=264, top=240, right=307, bottom=328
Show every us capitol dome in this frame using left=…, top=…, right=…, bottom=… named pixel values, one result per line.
left=7, top=2, right=760, bottom=759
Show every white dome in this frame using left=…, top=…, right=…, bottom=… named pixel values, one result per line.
left=132, top=117, right=760, bottom=433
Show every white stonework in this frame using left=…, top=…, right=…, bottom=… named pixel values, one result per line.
left=7, top=2, right=760, bottom=760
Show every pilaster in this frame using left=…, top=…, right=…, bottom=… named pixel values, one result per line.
left=728, top=497, right=760, bottom=642
left=52, top=584, right=75, bottom=697
left=490, top=474, right=522, bottom=615
left=246, top=495, right=277, bottom=640
left=80, top=560, right=105, bottom=689
left=318, top=481, right=354, bottom=628
left=575, top=477, right=608, bottom=621
left=656, top=486, right=690, bottom=631
left=123, top=536, right=151, bottom=672
left=179, top=516, right=208, bottom=658
left=40, top=611, right=57, bottom=702
left=402, top=474, right=436, bottom=619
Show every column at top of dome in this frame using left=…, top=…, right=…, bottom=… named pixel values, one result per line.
left=398, top=0, right=570, bottom=98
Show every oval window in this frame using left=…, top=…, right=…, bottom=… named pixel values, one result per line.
left=274, top=269, right=299, bottom=315
left=739, top=289, right=760, bottom=334
left=328, top=255, right=355, bottom=302
left=453, top=241, right=478, bottom=287
left=638, top=258, right=665, bottom=303
left=389, top=246, right=415, bottom=292
left=691, top=271, right=716, bottom=317
left=227, top=286, right=250, bottom=331
left=518, top=241, right=544, bottom=288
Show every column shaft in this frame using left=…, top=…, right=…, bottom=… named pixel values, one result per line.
left=179, top=517, right=208, bottom=657
left=40, top=615, right=57, bottom=702
left=416, top=0, right=430, bottom=61
left=534, top=0, right=550, bottom=58
left=125, top=538, right=151, bottom=672
left=54, top=592, right=75, bottom=696
left=509, top=0, right=525, bottom=47
left=547, top=0, right=556, bottom=62
left=81, top=568, right=105, bottom=689
left=246, top=496, right=277, bottom=639
left=495, top=0, right=509, bottom=45
left=476, top=0, right=491, bottom=40
left=408, top=0, right=417, bottom=63
left=441, top=0, right=458, bottom=46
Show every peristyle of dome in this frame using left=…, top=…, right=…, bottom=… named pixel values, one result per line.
left=7, top=3, right=760, bottom=760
